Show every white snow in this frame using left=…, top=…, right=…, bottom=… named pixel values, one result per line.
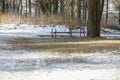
left=0, top=24, right=120, bottom=39
left=0, top=24, right=87, bottom=39
left=0, top=24, right=120, bottom=80
left=0, top=24, right=69, bottom=35
left=0, top=50, right=120, bottom=80
left=0, top=69, right=120, bottom=80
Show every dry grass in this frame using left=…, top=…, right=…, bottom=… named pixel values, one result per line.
left=0, top=13, right=83, bottom=27
left=0, top=13, right=64, bottom=25
left=9, top=38, right=120, bottom=54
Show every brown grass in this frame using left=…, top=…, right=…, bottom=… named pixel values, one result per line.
left=0, top=13, right=84, bottom=27
left=9, top=38, right=120, bottom=54
left=0, top=13, right=63, bottom=25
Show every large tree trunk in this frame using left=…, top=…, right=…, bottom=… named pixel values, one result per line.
left=87, top=0, right=104, bottom=38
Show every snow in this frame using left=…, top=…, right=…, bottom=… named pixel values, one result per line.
left=0, top=50, right=120, bottom=80
left=0, top=24, right=120, bottom=39
left=0, top=69, right=119, bottom=80
left=101, top=28, right=120, bottom=39
left=0, top=24, right=71, bottom=39
left=0, top=24, right=69, bottom=34
left=0, top=24, right=120, bottom=80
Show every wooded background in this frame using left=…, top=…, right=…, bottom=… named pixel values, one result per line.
left=0, top=0, right=120, bottom=37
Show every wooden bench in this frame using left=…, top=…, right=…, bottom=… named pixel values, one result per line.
left=51, top=28, right=86, bottom=38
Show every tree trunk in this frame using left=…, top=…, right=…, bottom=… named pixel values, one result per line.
left=106, top=0, right=108, bottom=24
left=60, top=0, right=64, bottom=16
left=29, top=0, right=32, bottom=16
left=60, top=0, right=65, bottom=24
left=119, top=6, right=120, bottom=25
left=20, top=0, right=23, bottom=16
left=1, top=0, right=5, bottom=13
left=71, top=0, right=74, bottom=19
left=35, top=0, right=38, bottom=16
left=84, top=0, right=87, bottom=24
left=77, top=0, right=81, bottom=23
left=87, top=0, right=104, bottom=38
left=26, top=0, right=28, bottom=16
left=53, top=0, right=58, bottom=14
left=48, top=0, right=52, bottom=13
left=5, top=1, right=9, bottom=13
left=83, top=0, right=85, bottom=20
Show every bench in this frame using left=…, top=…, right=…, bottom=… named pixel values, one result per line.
left=51, top=28, right=86, bottom=38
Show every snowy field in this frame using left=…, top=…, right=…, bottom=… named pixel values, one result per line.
left=0, top=24, right=120, bottom=80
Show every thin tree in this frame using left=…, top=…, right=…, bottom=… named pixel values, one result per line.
left=114, top=0, right=120, bottom=25
left=19, top=0, right=23, bottom=16
left=1, top=0, right=5, bottom=13
left=60, top=0, right=64, bottom=16
left=53, top=0, right=58, bottom=14
left=29, top=0, right=32, bottom=16
left=26, top=0, right=28, bottom=16
left=77, top=0, right=81, bottom=23
left=118, top=5, right=120, bottom=25
left=60, top=0, right=65, bottom=24
left=106, top=0, right=108, bottom=24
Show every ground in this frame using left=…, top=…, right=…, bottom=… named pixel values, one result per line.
left=0, top=24, right=120, bottom=80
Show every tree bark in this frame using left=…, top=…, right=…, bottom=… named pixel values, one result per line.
left=29, top=0, right=32, bottom=16
left=106, top=0, right=108, bottom=24
left=1, top=0, right=5, bottom=13
left=77, top=0, right=81, bottom=23
left=60, top=0, right=64, bottom=16
left=119, top=6, right=120, bottom=25
left=87, top=0, right=104, bottom=38
left=53, top=0, right=58, bottom=14
left=35, top=0, right=38, bottom=16
left=20, top=0, right=23, bottom=16
left=26, top=0, right=28, bottom=16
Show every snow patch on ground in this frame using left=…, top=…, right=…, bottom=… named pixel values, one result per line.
left=0, top=49, right=120, bottom=80
left=0, top=69, right=120, bottom=80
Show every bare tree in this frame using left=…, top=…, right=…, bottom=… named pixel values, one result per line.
left=115, top=0, right=120, bottom=24
left=106, top=0, right=108, bottom=24
left=29, top=0, right=31, bottom=16
left=60, top=0, right=64, bottom=16
left=53, top=0, right=58, bottom=14
left=1, top=0, right=5, bottom=13
left=77, top=0, right=81, bottom=23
